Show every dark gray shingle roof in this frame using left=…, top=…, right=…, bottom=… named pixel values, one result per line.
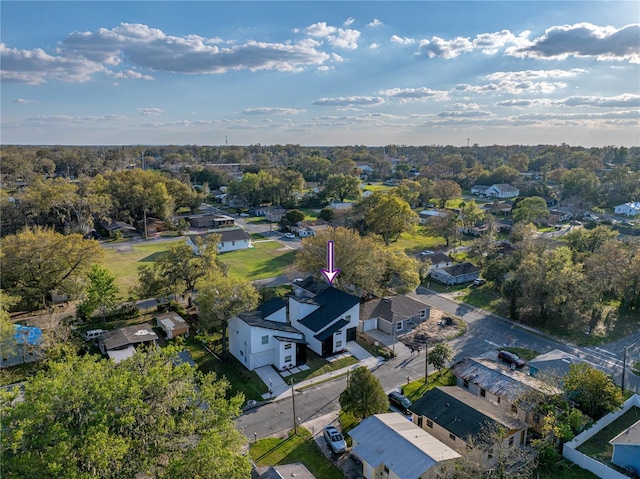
left=297, top=287, right=360, bottom=332
left=360, top=296, right=429, bottom=324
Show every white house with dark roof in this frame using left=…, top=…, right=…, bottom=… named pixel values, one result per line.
left=430, top=262, right=480, bottom=285
left=485, top=184, right=520, bottom=199
left=186, top=228, right=251, bottom=253
left=471, top=185, right=490, bottom=195
left=421, top=252, right=454, bottom=271
left=228, top=298, right=306, bottom=371
left=360, top=295, right=430, bottom=335
left=349, top=412, right=460, bottom=479
left=290, top=278, right=361, bottom=357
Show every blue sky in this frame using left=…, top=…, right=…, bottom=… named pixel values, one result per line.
left=2, top=1, right=639, bottom=147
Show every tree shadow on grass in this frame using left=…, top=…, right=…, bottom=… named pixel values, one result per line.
left=139, top=252, right=169, bottom=262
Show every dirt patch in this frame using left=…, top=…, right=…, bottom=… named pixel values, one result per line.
left=399, top=308, right=462, bottom=349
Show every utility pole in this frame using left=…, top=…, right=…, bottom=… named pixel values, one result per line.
left=424, top=339, right=429, bottom=384
left=621, top=337, right=640, bottom=394
left=290, top=378, right=297, bottom=435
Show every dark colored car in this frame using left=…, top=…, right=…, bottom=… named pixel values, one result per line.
left=498, top=350, right=526, bottom=368
left=388, top=391, right=412, bottom=414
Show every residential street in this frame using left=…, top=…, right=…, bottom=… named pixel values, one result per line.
left=236, top=287, right=640, bottom=442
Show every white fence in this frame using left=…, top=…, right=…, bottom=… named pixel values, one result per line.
left=563, top=394, right=640, bottom=479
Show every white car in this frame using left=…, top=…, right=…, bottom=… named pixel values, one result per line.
left=283, top=232, right=295, bottom=239
left=420, top=250, right=434, bottom=256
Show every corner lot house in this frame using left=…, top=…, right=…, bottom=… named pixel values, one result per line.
left=411, top=386, right=528, bottom=458
left=186, top=228, right=251, bottom=253
left=430, top=262, right=480, bottom=285
left=349, top=413, right=460, bottom=479
left=614, top=202, right=640, bottom=216
left=289, top=278, right=361, bottom=357
left=228, top=298, right=306, bottom=371
left=421, top=252, right=453, bottom=271
left=156, top=312, right=189, bottom=339
left=99, top=324, right=159, bottom=363
left=360, top=295, right=430, bottom=336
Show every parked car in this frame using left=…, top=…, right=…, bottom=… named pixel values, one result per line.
left=323, top=425, right=347, bottom=454
left=83, top=329, right=106, bottom=341
left=420, top=250, right=434, bottom=256
left=283, top=232, right=295, bottom=239
left=473, top=278, right=486, bottom=286
left=388, top=391, right=412, bottom=414
left=498, top=350, right=526, bottom=368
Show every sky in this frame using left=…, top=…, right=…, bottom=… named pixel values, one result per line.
left=1, top=1, right=639, bottom=147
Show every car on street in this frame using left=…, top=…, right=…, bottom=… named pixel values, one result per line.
left=498, top=350, right=526, bottom=368
left=420, top=250, right=434, bottom=256
left=283, top=232, right=295, bottom=239
left=472, top=278, right=486, bottom=286
left=323, top=425, right=347, bottom=454
left=388, top=391, right=412, bottom=414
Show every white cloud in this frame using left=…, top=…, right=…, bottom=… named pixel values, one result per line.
left=515, top=110, right=640, bottom=120
left=486, top=68, right=587, bottom=82
left=557, top=94, right=640, bottom=108
left=379, top=87, right=449, bottom=102
left=451, top=103, right=480, bottom=110
left=138, top=108, right=163, bottom=116
left=303, top=22, right=360, bottom=50
left=368, top=19, right=383, bottom=27
left=312, top=96, right=385, bottom=107
left=242, top=107, right=306, bottom=115
left=455, top=80, right=567, bottom=94
left=111, top=69, right=154, bottom=80
left=13, top=98, right=36, bottom=104
left=344, top=17, right=355, bottom=27
left=437, top=110, right=493, bottom=118
left=26, top=114, right=128, bottom=123
left=390, top=35, right=415, bottom=45
left=369, top=43, right=379, bottom=50
left=419, top=36, right=474, bottom=58
left=514, top=23, right=640, bottom=63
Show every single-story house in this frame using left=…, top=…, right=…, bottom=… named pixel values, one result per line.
left=360, top=295, right=430, bottom=335
left=485, top=184, right=520, bottom=199
left=430, top=262, right=480, bottom=285
left=471, top=185, right=490, bottom=196
left=156, top=312, right=190, bottom=339
left=290, top=277, right=361, bottom=358
left=610, top=419, right=640, bottom=472
left=482, top=202, right=513, bottom=215
left=187, top=214, right=235, bottom=229
left=328, top=201, right=354, bottom=211
left=411, top=386, right=528, bottom=460
left=418, top=210, right=449, bottom=224
left=186, top=229, right=252, bottom=253
left=614, top=202, right=640, bottom=217
left=527, top=349, right=585, bottom=380
left=135, top=217, right=166, bottom=235
left=99, top=323, right=159, bottom=363
left=291, top=220, right=327, bottom=238
left=228, top=298, right=306, bottom=372
left=102, top=220, right=137, bottom=238
left=265, top=206, right=287, bottom=223
left=1, top=324, right=44, bottom=368
left=450, top=357, right=560, bottom=433
left=421, top=252, right=454, bottom=271
left=349, top=412, right=460, bottom=479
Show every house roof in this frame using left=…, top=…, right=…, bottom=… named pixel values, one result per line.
left=410, top=387, right=526, bottom=440
left=471, top=185, right=490, bottom=191
left=257, top=463, right=316, bottom=479
left=293, top=276, right=331, bottom=296
left=103, top=220, right=137, bottom=231
left=257, top=298, right=287, bottom=318
left=314, top=318, right=349, bottom=341
left=421, top=252, right=452, bottom=264
left=528, top=349, right=584, bottom=379
left=434, top=262, right=480, bottom=278
left=616, top=202, right=640, bottom=210
left=218, top=229, right=251, bottom=242
left=296, top=287, right=361, bottom=333
left=610, top=419, right=640, bottom=446
left=349, top=413, right=459, bottom=479
left=100, top=324, right=159, bottom=351
left=273, top=335, right=307, bottom=344
left=13, top=325, right=43, bottom=345
left=156, top=313, right=189, bottom=333
left=237, top=311, right=302, bottom=335
left=490, top=183, right=519, bottom=193
left=450, top=357, right=559, bottom=404
left=360, top=295, right=429, bottom=324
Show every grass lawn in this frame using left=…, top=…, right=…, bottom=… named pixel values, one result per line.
left=537, top=460, right=600, bottom=479
left=401, top=369, right=457, bottom=402
left=388, top=227, right=447, bottom=254
left=500, top=347, right=540, bottom=361
left=457, top=286, right=504, bottom=312
left=101, top=240, right=182, bottom=297
left=220, top=241, right=296, bottom=280
left=577, top=406, right=640, bottom=464
left=250, top=428, right=343, bottom=479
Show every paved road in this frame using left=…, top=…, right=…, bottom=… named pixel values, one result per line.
left=237, top=287, right=640, bottom=441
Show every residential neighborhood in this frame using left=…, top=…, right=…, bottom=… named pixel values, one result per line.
left=3, top=142, right=639, bottom=479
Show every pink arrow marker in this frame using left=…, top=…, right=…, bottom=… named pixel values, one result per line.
left=321, top=240, right=341, bottom=285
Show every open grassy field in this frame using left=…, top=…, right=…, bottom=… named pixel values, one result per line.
left=220, top=241, right=296, bottom=280
left=387, top=226, right=448, bottom=254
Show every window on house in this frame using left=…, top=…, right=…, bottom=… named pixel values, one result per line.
left=511, top=405, right=518, bottom=414
left=335, top=341, right=342, bottom=348
left=261, top=335, right=269, bottom=345
left=345, top=315, right=351, bottom=323
left=463, top=379, right=469, bottom=388
left=417, top=417, right=423, bottom=428
left=508, top=437, right=514, bottom=447
left=449, top=433, right=456, bottom=441
left=396, top=321, right=403, bottom=331
left=232, top=240, right=236, bottom=246
left=427, top=419, right=433, bottom=428
left=481, top=388, right=486, bottom=397
left=240, top=350, right=243, bottom=356
left=284, top=355, right=292, bottom=363
left=420, top=309, right=428, bottom=319
left=284, top=343, right=292, bottom=350
left=335, top=329, right=342, bottom=335
left=497, top=397, right=501, bottom=403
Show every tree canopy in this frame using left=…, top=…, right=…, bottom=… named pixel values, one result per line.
left=339, top=366, right=389, bottom=420
left=563, top=363, right=623, bottom=419
left=0, top=347, right=251, bottom=479
left=323, top=174, right=361, bottom=202
left=356, top=191, right=418, bottom=245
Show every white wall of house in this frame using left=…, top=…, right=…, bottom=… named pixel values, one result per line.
left=217, top=237, right=250, bottom=253
left=614, top=203, right=640, bottom=216
left=289, top=298, right=320, bottom=324
left=276, top=340, right=297, bottom=370
left=292, top=302, right=359, bottom=357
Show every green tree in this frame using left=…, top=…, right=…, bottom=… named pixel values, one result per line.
left=279, top=209, right=305, bottom=229
left=318, top=207, right=334, bottom=221
left=339, top=366, right=389, bottom=420
left=424, top=212, right=458, bottom=247
left=196, top=272, right=259, bottom=359
left=512, top=196, right=549, bottom=224
left=80, top=264, right=120, bottom=324
left=0, top=347, right=250, bottom=479
left=459, top=200, right=485, bottom=233
left=433, top=180, right=462, bottom=208
left=324, top=174, right=361, bottom=202
left=357, top=192, right=418, bottom=245
left=428, top=343, right=453, bottom=372
left=563, top=363, right=623, bottom=418
left=0, top=228, right=103, bottom=310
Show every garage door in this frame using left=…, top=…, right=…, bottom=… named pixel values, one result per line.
left=360, top=318, right=377, bottom=332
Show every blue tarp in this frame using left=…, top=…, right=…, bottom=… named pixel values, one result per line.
left=14, top=325, right=43, bottom=345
